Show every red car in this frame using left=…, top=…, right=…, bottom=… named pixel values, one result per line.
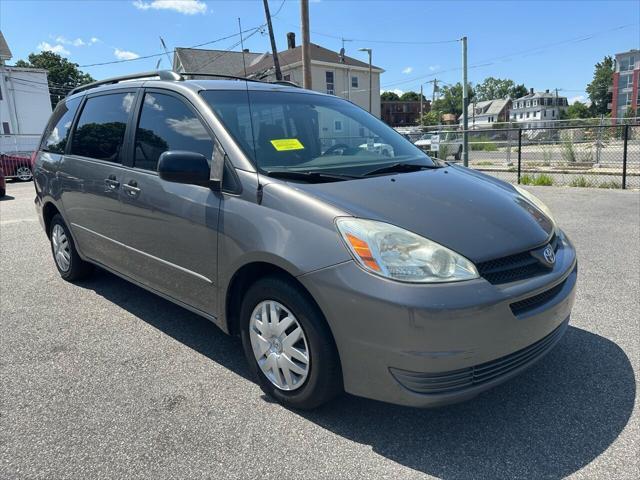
left=0, top=167, right=6, bottom=197
left=0, top=152, right=34, bottom=181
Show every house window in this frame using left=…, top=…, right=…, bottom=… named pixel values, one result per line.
left=325, top=71, right=335, bottom=95
left=533, top=100, right=538, bottom=106
left=552, top=110, right=555, bottom=117
left=2, top=122, right=10, bottom=134
left=526, top=100, right=531, bottom=107
left=543, top=110, right=547, bottom=117
left=520, top=113, right=523, bottom=119
left=283, top=74, right=291, bottom=81
left=526, top=112, right=530, bottom=118
left=0, top=84, right=3, bottom=101
left=334, top=120, right=343, bottom=132
left=351, top=76, right=358, bottom=88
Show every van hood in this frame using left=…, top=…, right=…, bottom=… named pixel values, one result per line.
left=290, top=165, right=554, bottom=263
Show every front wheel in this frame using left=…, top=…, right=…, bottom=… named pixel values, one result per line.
left=240, top=276, right=342, bottom=410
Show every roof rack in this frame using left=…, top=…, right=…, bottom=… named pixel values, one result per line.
left=69, top=70, right=181, bottom=96
left=68, top=70, right=302, bottom=97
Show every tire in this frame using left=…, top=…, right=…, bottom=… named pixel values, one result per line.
left=15, top=165, right=33, bottom=182
left=49, top=214, right=93, bottom=281
left=454, top=147, right=462, bottom=161
left=0, top=187, right=5, bottom=198
left=240, top=275, right=342, bottom=410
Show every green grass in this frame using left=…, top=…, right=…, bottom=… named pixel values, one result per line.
left=475, top=161, right=495, bottom=166
left=469, top=135, right=498, bottom=152
left=533, top=174, right=554, bottom=186
left=520, top=173, right=534, bottom=185
left=570, top=176, right=592, bottom=188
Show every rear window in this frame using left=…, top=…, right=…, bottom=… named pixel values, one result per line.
left=70, top=92, right=135, bottom=163
left=41, top=97, right=81, bottom=154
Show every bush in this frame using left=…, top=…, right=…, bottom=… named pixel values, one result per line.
left=520, top=173, right=534, bottom=185
left=570, top=176, right=592, bottom=187
left=533, top=174, right=554, bottom=186
left=469, top=135, right=498, bottom=151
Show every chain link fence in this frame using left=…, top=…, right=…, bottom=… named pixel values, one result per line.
left=404, top=118, right=639, bottom=189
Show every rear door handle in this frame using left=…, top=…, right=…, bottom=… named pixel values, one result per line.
left=104, top=175, right=120, bottom=191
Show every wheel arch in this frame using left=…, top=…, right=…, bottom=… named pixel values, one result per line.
left=42, top=201, right=61, bottom=237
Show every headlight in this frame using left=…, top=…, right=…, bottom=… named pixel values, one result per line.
left=513, top=185, right=556, bottom=225
left=336, top=218, right=479, bottom=283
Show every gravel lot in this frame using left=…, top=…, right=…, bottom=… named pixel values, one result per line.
left=1, top=180, right=638, bottom=479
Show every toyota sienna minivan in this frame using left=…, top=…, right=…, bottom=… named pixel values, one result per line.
left=33, top=71, right=577, bottom=409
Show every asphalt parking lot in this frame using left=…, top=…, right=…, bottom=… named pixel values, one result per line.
left=1, top=180, right=638, bottom=479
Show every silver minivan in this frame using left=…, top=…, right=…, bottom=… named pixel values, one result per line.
left=34, top=72, right=577, bottom=409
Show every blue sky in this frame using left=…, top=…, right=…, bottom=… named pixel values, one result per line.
left=2, top=0, right=639, bottom=103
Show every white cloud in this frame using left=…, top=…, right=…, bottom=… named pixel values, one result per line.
left=37, top=42, right=70, bottom=56
left=166, top=117, right=210, bottom=140
left=54, top=36, right=100, bottom=47
left=569, top=95, right=587, bottom=105
left=90, top=37, right=100, bottom=44
left=114, top=48, right=140, bottom=60
left=428, top=65, right=440, bottom=72
left=381, top=89, right=404, bottom=97
left=132, top=0, right=207, bottom=15
left=402, top=66, right=413, bottom=74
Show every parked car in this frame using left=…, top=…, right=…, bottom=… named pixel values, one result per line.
left=414, top=131, right=463, bottom=160
left=34, top=71, right=577, bottom=410
left=0, top=167, right=5, bottom=197
left=0, top=152, right=34, bottom=181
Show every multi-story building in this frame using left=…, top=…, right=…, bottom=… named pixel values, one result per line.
left=0, top=31, right=53, bottom=154
left=459, top=98, right=511, bottom=129
left=611, top=49, right=639, bottom=123
left=381, top=100, right=429, bottom=126
left=510, top=89, right=568, bottom=128
left=243, top=33, right=384, bottom=118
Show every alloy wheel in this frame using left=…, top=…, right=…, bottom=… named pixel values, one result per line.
left=16, top=166, right=32, bottom=181
left=249, top=300, right=310, bottom=391
left=51, top=224, right=71, bottom=272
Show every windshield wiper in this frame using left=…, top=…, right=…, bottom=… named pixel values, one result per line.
left=264, top=170, right=358, bottom=183
left=363, top=162, right=442, bottom=177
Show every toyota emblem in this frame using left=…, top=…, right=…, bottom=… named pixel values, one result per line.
left=543, top=245, right=555, bottom=265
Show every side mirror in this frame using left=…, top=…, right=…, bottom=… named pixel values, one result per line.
left=158, top=151, right=216, bottom=189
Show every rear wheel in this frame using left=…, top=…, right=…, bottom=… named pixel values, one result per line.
left=49, top=214, right=93, bottom=281
left=240, top=275, right=342, bottom=410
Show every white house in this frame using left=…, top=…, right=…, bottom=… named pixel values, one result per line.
left=244, top=33, right=384, bottom=118
left=0, top=31, right=53, bottom=154
left=459, top=98, right=512, bottom=129
left=510, top=88, right=568, bottom=128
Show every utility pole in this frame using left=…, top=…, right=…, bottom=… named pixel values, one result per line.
left=263, top=0, right=282, bottom=80
left=359, top=48, right=372, bottom=113
left=432, top=79, right=438, bottom=104
left=420, top=84, right=424, bottom=123
left=461, top=36, right=469, bottom=167
left=238, top=18, right=247, bottom=77
left=300, top=0, right=312, bottom=89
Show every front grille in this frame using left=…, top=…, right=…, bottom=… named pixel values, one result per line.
left=477, top=234, right=558, bottom=284
left=390, top=320, right=568, bottom=395
left=510, top=280, right=566, bottom=316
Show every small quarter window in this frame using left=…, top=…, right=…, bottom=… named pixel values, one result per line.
left=41, top=97, right=81, bottom=154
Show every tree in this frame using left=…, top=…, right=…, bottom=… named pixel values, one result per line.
left=15, top=51, right=94, bottom=108
left=420, top=110, right=440, bottom=126
left=381, top=91, right=400, bottom=101
left=565, top=101, right=591, bottom=119
left=431, top=82, right=474, bottom=117
left=586, top=56, right=613, bottom=116
left=400, top=91, right=426, bottom=102
left=474, top=77, right=528, bottom=101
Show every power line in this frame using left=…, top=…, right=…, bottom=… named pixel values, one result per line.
left=381, top=23, right=637, bottom=89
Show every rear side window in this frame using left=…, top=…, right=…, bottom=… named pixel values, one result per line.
left=134, top=92, right=213, bottom=171
left=41, top=97, right=81, bottom=154
left=71, top=92, right=135, bottom=163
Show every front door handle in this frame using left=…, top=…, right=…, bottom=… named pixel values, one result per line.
left=122, top=181, right=141, bottom=198
left=104, top=175, right=120, bottom=191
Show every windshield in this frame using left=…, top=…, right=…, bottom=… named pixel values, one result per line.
left=200, top=90, right=436, bottom=177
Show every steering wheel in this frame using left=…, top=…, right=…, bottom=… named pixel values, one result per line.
left=322, top=144, right=351, bottom=156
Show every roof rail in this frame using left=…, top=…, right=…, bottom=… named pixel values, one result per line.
left=68, top=70, right=182, bottom=96
left=179, top=72, right=262, bottom=83
left=270, top=80, right=301, bottom=88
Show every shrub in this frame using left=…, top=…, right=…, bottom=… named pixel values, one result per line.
left=520, top=173, right=534, bottom=185
left=533, top=174, right=554, bottom=186
left=570, top=176, right=592, bottom=187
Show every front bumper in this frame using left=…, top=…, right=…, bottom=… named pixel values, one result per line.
left=299, top=231, right=577, bottom=407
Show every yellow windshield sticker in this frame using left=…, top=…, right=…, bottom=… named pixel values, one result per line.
left=270, top=138, right=304, bottom=151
